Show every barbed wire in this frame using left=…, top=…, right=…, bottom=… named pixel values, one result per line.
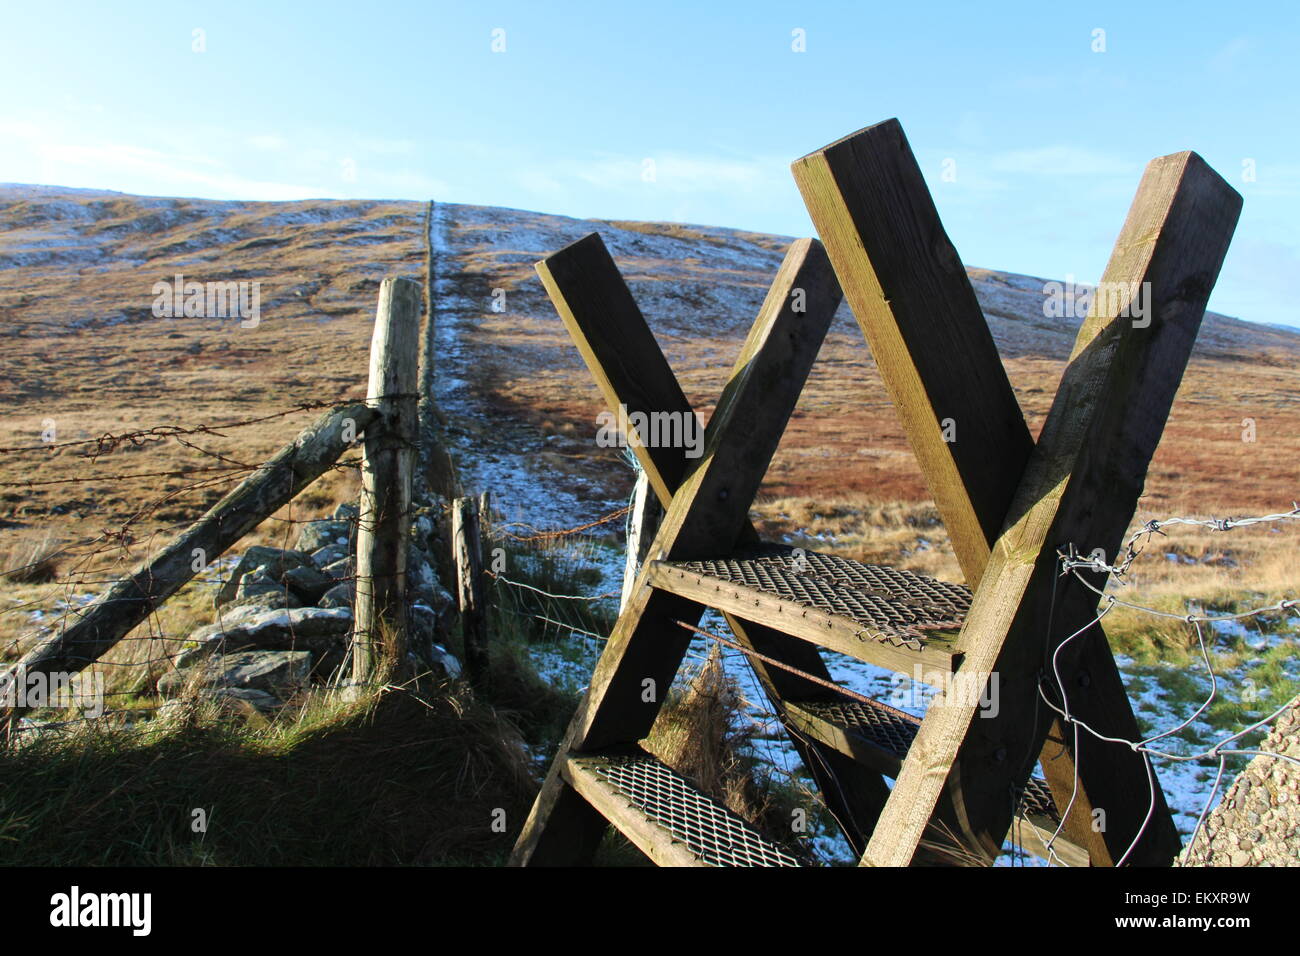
left=495, top=506, right=630, bottom=542
left=1060, top=505, right=1300, bottom=581
left=0, top=399, right=355, bottom=458
left=1037, top=504, right=1300, bottom=866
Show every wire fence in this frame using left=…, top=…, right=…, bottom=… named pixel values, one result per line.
left=479, top=498, right=1300, bottom=867
left=0, top=399, right=379, bottom=734
left=4, top=395, right=1297, bottom=867
left=1029, top=505, right=1300, bottom=867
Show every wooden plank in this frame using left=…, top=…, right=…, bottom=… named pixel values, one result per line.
left=528, top=234, right=891, bottom=859
left=792, top=118, right=1177, bottom=865
left=0, top=402, right=378, bottom=724
left=1009, top=816, right=1091, bottom=869
left=793, top=118, right=1030, bottom=582
left=513, top=237, right=859, bottom=864
left=858, top=150, right=1241, bottom=866
left=353, top=277, right=421, bottom=681
left=536, top=233, right=697, bottom=509
left=784, top=700, right=1089, bottom=865
left=646, top=561, right=960, bottom=675
left=783, top=701, right=906, bottom=777
left=579, top=237, right=840, bottom=743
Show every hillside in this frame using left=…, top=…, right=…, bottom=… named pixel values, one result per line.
left=2, top=184, right=1298, bottom=860
left=2, top=183, right=1297, bottom=554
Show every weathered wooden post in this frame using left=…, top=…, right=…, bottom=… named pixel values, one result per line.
left=353, top=277, right=422, bottom=683
left=620, top=469, right=662, bottom=612
left=452, top=495, right=489, bottom=688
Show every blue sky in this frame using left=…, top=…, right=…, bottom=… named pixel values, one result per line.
left=2, top=1, right=1297, bottom=327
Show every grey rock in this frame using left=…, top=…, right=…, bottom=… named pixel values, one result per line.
left=197, top=686, right=282, bottom=713
left=222, top=588, right=301, bottom=617
left=230, top=574, right=296, bottom=608
left=430, top=644, right=461, bottom=680
left=181, top=606, right=354, bottom=668
left=295, top=519, right=351, bottom=553
left=333, top=502, right=360, bottom=521
left=410, top=514, right=434, bottom=546
left=159, top=650, right=312, bottom=698
left=282, top=564, right=334, bottom=604
left=310, top=543, right=348, bottom=568
left=409, top=603, right=437, bottom=658
left=407, top=551, right=451, bottom=612
left=216, top=546, right=315, bottom=606
left=322, top=556, right=354, bottom=583
left=318, top=582, right=354, bottom=609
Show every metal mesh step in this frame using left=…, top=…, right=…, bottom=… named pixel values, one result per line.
left=788, top=697, right=1061, bottom=824
left=664, top=546, right=966, bottom=648
left=792, top=697, right=920, bottom=764
left=570, top=752, right=801, bottom=867
left=745, top=547, right=972, bottom=615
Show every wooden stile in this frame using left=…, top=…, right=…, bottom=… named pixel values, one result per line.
left=514, top=118, right=1239, bottom=868
left=513, top=236, right=899, bottom=863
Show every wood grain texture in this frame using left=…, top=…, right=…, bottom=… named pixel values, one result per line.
left=511, top=236, right=893, bottom=863
left=353, top=277, right=421, bottom=680
left=793, top=119, right=1028, bottom=584
left=453, top=496, right=489, bottom=689
left=859, top=150, right=1241, bottom=866
left=559, top=753, right=710, bottom=867
left=646, top=561, right=960, bottom=675
left=793, top=119, right=1193, bottom=866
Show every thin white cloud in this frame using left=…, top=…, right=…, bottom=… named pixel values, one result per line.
left=1211, top=37, right=1250, bottom=74
left=570, top=152, right=782, bottom=194
left=247, top=134, right=288, bottom=151
left=0, top=118, right=449, bottom=201
left=991, top=145, right=1136, bottom=177
left=3, top=126, right=322, bottom=200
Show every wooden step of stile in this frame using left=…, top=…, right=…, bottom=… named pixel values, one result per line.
left=647, top=546, right=965, bottom=675
left=560, top=747, right=801, bottom=867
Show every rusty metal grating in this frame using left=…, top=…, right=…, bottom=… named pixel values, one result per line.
left=768, top=548, right=972, bottom=615
left=793, top=697, right=1061, bottom=823
left=576, top=752, right=801, bottom=867
left=1021, top=776, right=1060, bottom=822
left=668, top=548, right=965, bottom=646
left=794, top=697, right=921, bottom=761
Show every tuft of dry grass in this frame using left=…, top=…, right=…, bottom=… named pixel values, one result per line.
left=644, top=645, right=806, bottom=856
left=0, top=681, right=539, bottom=866
left=0, top=529, right=62, bottom=584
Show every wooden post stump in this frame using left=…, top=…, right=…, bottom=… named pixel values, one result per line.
left=453, top=496, right=490, bottom=689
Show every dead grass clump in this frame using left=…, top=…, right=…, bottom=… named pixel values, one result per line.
left=0, top=682, right=539, bottom=866
left=0, top=530, right=63, bottom=584
left=645, top=646, right=800, bottom=852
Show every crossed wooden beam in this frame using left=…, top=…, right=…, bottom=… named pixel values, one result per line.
left=512, top=118, right=1240, bottom=867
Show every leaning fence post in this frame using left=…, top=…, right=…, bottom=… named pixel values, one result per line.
left=453, top=495, right=489, bottom=688
left=0, top=401, right=379, bottom=726
left=353, top=277, right=422, bottom=683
